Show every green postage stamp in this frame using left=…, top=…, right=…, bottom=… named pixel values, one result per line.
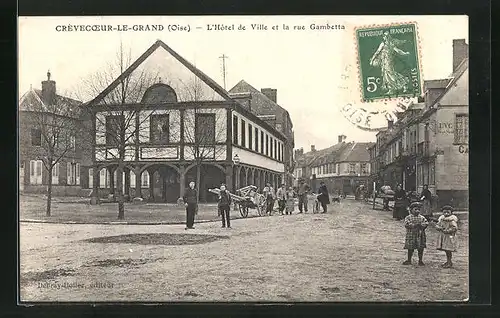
left=355, top=22, right=422, bottom=102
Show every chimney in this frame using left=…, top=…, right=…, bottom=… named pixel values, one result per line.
left=41, top=70, right=56, bottom=106
left=388, top=120, right=394, bottom=129
left=311, top=145, right=316, bottom=152
left=452, top=39, right=468, bottom=72
left=261, top=88, right=277, bottom=103
left=229, top=92, right=252, bottom=111
left=338, top=135, right=346, bottom=143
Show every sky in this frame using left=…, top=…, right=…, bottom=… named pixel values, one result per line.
left=18, top=15, right=468, bottom=150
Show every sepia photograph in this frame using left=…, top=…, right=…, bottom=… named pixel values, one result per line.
left=18, top=15, right=469, bottom=302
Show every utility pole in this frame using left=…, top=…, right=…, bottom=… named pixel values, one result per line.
left=219, top=54, right=228, bottom=90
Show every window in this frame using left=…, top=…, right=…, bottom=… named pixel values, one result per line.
left=248, top=124, right=253, bottom=150
left=429, top=161, right=435, bottom=185
left=361, top=163, right=368, bottom=174
left=31, top=129, right=42, bottom=146
left=70, top=135, right=76, bottom=150
left=260, top=131, right=264, bottom=153
left=270, top=138, right=273, bottom=158
left=195, top=113, right=216, bottom=144
left=233, top=115, right=238, bottom=145
left=99, top=168, right=110, bottom=188
left=349, top=163, right=356, bottom=173
left=150, top=114, right=170, bottom=144
left=454, top=114, right=468, bottom=144
left=29, top=160, right=43, bottom=185
left=141, top=171, right=150, bottom=188
left=105, top=115, right=124, bottom=146
left=66, top=162, right=80, bottom=185
left=52, top=162, right=60, bottom=185
left=336, top=163, right=339, bottom=174
left=274, top=140, right=277, bottom=160
left=241, top=119, right=246, bottom=148
left=88, top=168, right=93, bottom=189
left=265, top=135, right=269, bottom=156
left=254, top=127, right=259, bottom=151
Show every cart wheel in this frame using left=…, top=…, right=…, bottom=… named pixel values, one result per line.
left=239, top=205, right=249, bottom=218
left=257, top=200, right=267, bottom=216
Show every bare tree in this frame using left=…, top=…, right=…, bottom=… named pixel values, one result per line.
left=78, top=42, right=159, bottom=219
left=179, top=76, right=226, bottom=200
left=24, top=90, right=81, bottom=216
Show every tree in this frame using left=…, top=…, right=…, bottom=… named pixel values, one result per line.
left=78, top=42, right=159, bottom=219
left=24, top=86, right=81, bottom=216
left=179, top=76, right=226, bottom=201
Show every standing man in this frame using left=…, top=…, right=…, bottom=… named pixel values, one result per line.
left=276, top=183, right=286, bottom=215
left=318, top=181, right=331, bottom=213
left=297, top=179, right=310, bottom=213
left=182, top=181, right=198, bottom=230
left=263, top=182, right=276, bottom=216
left=218, top=184, right=232, bottom=228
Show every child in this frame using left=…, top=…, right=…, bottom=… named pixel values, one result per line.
left=402, top=201, right=429, bottom=266
left=435, top=205, right=459, bottom=268
left=285, top=187, right=295, bottom=215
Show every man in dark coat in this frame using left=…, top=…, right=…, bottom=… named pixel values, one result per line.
left=218, top=184, right=232, bottom=228
left=182, top=181, right=198, bottom=230
left=297, top=179, right=310, bottom=213
left=318, top=181, right=330, bottom=213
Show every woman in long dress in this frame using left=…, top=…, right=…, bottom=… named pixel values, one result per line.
left=369, top=31, right=411, bottom=95
left=285, top=187, right=295, bottom=215
left=393, top=184, right=408, bottom=220
left=420, top=184, right=433, bottom=221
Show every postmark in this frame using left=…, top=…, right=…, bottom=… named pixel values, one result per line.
left=355, top=22, right=422, bottom=102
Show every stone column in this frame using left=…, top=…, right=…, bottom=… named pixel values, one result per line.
left=225, top=165, right=233, bottom=192
left=90, top=166, right=100, bottom=205
left=134, top=168, right=142, bottom=199
left=124, top=168, right=131, bottom=201
left=108, top=167, right=115, bottom=196
left=148, top=169, right=155, bottom=200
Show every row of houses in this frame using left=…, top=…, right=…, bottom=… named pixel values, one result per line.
left=19, top=40, right=295, bottom=203
left=367, top=39, right=469, bottom=210
left=293, top=135, right=374, bottom=195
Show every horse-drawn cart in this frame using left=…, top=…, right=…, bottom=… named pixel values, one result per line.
left=372, top=191, right=395, bottom=210
left=208, top=185, right=267, bottom=218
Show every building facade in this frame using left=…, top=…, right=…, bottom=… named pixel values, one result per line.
left=368, top=39, right=469, bottom=209
left=18, top=74, right=87, bottom=196
left=294, top=135, right=374, bottom=195
left=83, top=40, right=288, bottom=203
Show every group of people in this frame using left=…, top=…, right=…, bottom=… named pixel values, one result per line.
left=380, top=183, right=433, bottom=221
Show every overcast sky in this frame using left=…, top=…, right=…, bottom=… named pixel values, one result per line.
left=18, top=15, right=468, bottom=150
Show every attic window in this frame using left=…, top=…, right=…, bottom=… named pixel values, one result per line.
left=141, top=83, right=177, bottom=104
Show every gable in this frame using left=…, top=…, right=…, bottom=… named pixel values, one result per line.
left=438, top=68, right=468, bottom=106
left=230, top=80, right=286, bottom=118
left=89, top=41, right=229, bottom=106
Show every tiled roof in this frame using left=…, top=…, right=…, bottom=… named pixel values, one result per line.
left=19, top=88, right=82, bottom=118
left=296, top=142, right=353, bottom=168
left=228, top=80, right=290, bottom=124
left=336, top=142, right=375, bottom=162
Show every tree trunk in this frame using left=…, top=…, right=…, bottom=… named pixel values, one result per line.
left=116, top=163, right=125, bottom=220
left=196, top=163, right=201, bottom=202
left=46, top=165, right=53, bottom=217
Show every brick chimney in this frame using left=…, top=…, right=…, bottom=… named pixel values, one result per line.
left=311, top=145, right=316, bottom=152
left=261, top=88, right=277, bottom=103
left=41, top=70, right=56, bottom=106
left=452, top=39, right=468, bottom=72
left=388, top=120, right=394, bottom=129
left=338, top=135, right=346, bottom=143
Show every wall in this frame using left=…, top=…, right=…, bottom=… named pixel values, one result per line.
left=232, top=146, right=284, bottom=173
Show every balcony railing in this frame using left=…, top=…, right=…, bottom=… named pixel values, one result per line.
left=417, top=141, right=430, bottom=157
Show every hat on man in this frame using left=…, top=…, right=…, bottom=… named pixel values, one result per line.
left=441, top=205, right=454, bottom=212
left=409, top=201, right=423, bottom=209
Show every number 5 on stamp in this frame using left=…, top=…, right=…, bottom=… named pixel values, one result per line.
left=355, top=22, right=422, bottom=102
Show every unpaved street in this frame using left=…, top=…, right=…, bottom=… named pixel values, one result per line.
left=20, top=199, right=468, bottom=302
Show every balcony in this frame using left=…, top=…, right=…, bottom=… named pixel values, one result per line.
left=417, top=141, right=430, bottom=158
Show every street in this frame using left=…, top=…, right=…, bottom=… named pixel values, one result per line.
left=19, top=199, right=468, bottom=302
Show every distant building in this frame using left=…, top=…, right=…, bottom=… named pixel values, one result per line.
left=18, top=73, right=86, bottom=196
left=229, top=81, right=295, bottom=186
left=369, top=39, right=468, bottom=209
left=294, top=135, right=374, bottom=195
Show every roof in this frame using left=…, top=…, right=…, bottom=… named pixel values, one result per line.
left=296, top=142, right=357, bottom=168
left=87, top=39, right=233, bottom=107
left=336, top=142, right=375, bottom=162
left=424, top=79, right=449, bottom=90
left=228, top=80, right=291, bottom=126
left=19, top=88, right=83, bottom=118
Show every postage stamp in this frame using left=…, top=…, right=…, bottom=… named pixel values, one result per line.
left=355, top=22, right=422, bottom=102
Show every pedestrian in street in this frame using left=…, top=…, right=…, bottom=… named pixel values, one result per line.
left=297, top=179, right=310, bottom=213
left=285, top=186, right=295, bottom=215
left=393, top=184, right=408, bottom=220
left=182, top=181, right=198, bottom=230
left=380, top=183, right=393, bottom=210
left=276, top=183, right=286, bottom=215
left=263, top=183, right=276, bottom=216
left=218, top=184, right=232, bottom=228
left=435, top=205, right=459, bottom=268
left=402, top=201, right=429, bottom=266
left=420, top=184, right=433, bottom=221
left=317, top=181, right=330, bottom=213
